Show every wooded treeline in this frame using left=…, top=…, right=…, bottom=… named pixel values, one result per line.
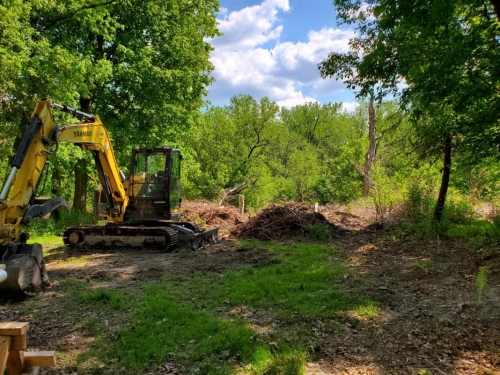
left=319, top=0, right=500, bottom=221
left=1, top=0, right=500, bottom=224
left=182, top=96, right=500, bottom=216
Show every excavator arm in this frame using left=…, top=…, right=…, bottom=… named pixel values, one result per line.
left=56, top=106, right=129, bottom=221
left=0, top=100, right=68, bottom=245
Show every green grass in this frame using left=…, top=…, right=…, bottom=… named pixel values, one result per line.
left=410, top=260, right=434, bottom=275
left=55, top=240, right=376, bottom=374
left=445, top=219, right=500, bottom=237
left=28, top=234, right=63, bottom=244
left=212, top=241, right=362, bottom=318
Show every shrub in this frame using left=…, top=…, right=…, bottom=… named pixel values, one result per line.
left=308, top=224, right=331, bottom=241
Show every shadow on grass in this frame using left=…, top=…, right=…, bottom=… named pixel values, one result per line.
left=57, top=241, right=378, bottom=374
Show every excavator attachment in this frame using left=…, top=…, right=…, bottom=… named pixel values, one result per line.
left=0, top=243, right=49, bottom=296
left=63, top=221, right=219, bottom=251
left=170, top=224, right=220, bottom=251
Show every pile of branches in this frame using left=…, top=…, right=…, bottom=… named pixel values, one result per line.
left=232, top=203, right=345, bottom=240
left=181, top=200, right=247, bottom=238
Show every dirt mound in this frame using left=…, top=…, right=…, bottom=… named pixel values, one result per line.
left=231, top=203, right=348, bottom=240
left=181, top=200, right=248, bottom=238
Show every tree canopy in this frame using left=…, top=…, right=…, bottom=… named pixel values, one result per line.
left=0, top=0, right=220, bottom=209
left=0, top=0, right=220, bottom=153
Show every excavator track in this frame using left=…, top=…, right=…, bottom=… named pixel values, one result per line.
left=0, top=243, right=49, bottom=296
left=63, top=221, right=219, bottom=251
left=63, top=224, right=179, bottom=251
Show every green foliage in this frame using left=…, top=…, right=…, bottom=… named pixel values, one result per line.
left=405, top=181, right=435, bottom=232
left=476, top=267, right=488, bottom=301
left=445, top=220, right=500, bottom=238
left=441, top=198, right=475, bottom=225
left=308, top=224, right=332, bottom=241
left=451, top=156, right=500, bottom=201
left=29, top=208, right=93, bottom=237
left=182, top=95, right=280, bottom=205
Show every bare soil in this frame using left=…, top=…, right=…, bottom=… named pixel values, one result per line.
left=1, top=201, right=499, bottom=374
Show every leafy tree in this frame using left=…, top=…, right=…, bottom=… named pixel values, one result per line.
left=319, top=0, right=500, bottom=221
left=183, top=95, right=279, bottom=206
left=280, top=102, right=367, bottom=204
left=182, top=106, right=237, bottom=200
left=0, top=0, right=219, bottom=210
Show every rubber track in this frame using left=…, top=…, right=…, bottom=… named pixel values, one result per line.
left=63, top=225, right=179, bottom=252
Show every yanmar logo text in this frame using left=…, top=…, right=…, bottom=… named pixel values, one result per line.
left=73, top=130, right=92, bottom=137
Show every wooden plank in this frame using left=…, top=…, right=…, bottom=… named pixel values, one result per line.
left=0, top=336, right=12, bottom=375
left=7, top=350, right=25, bottom=375
left=10, top=334, right=27, bottom=351
left=24, top=351, right=56, bottom=368
left=0, top=322, right=30, bottom=336
left=22, top=366, right=40, bottom=375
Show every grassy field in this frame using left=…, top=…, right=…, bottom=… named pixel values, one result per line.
left=42, top=241, right=375, bottom=374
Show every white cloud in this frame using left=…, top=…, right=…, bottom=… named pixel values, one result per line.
left=341, top=101, right=360, bottom=112
left=213, top=0, right=290, bottom=50
left=208, top=0, right=356, bottom=108
left=271, top=28, right=354, bottom=83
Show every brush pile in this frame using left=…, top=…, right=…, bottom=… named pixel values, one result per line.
left=231, top=203, right=346, bottom=240
left=181, top=200, right=247, bottom=238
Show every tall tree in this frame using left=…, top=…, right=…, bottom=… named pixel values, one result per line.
left=319, top=0, right=500, bottom=221
left=183, top=95, right=279, bottom=205
left=363, top=95, right=378, bottom=197
left=1, top=0, right=220, bottom=210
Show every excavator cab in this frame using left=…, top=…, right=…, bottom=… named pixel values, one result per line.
left=124, top=146, right=182, bottom=221
left=93, top=146, right=182, bottom=223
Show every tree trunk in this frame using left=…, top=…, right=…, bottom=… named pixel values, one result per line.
left=50, top=169, right=63, bottom=220
left=72, top=158, right=89, bottom=211
left=363, top=95, right=378, bottom=197
left=433, top=134, right=452, bottom=222
left=71, top=97, right=92, bottom=212
left=51, top=169, right=62, bottom=195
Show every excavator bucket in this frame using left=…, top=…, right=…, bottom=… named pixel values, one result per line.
left=0, top=243, right=49, bottom=296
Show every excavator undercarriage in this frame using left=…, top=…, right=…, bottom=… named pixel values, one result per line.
left=63, top=221, right=219, bottom=251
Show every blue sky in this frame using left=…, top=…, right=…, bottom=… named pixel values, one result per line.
left=205, top=0, right=358, bottom=110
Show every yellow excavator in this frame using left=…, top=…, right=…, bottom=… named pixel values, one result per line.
left=0, top=99, right=219, bottom=295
